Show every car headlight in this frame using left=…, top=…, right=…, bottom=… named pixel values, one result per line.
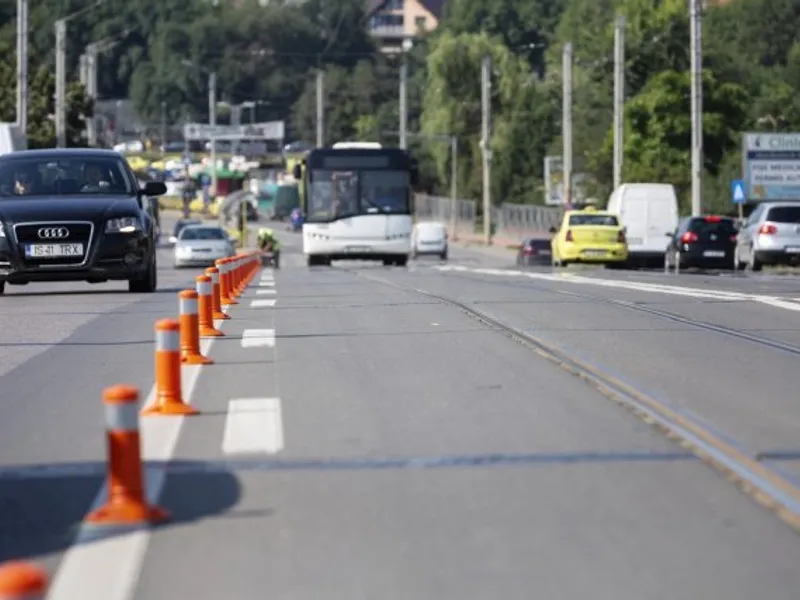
left=106, top=217, right=141, bottom=233
left=0, top=221, right=5, bottom=238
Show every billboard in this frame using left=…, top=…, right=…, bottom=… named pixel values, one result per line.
left=543, top=156, right=588, bottom=205
left=183, top=121, right=285, bottom=141
left=742, top=132, right=800, bottom=201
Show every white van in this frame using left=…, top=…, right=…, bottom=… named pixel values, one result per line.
left=411, top=221, right=448, bottom=260
left=606, top=183, right=679, bottom=267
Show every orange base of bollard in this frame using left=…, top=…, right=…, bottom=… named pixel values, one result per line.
left=214, top=310, right=230, bottom=320
left=182, top=352, right=214, bottom=365
left=199, top=325, right=224, bottom=337
left=85, top=501, right=169, bottom=528
left=141, top=401, right=200, bottom=416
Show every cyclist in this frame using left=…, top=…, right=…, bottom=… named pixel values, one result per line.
left=257, top=227, right=281, bottom=268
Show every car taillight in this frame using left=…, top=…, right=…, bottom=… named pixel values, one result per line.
left=523, top=247, right=535, bottom=255
left=617, top=230, right=626, bottom=243
left=704, top=215, right=721, bottom=223
left=681, top=231, right=698, bottom=244
left=729, top=234, right=738, bottom=242
left=565, top=230, right=574, bottom=242
left=759, top=223, right=777, bottom=235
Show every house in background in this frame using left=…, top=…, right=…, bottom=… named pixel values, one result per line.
left=365, top=0, right=446, bottom=53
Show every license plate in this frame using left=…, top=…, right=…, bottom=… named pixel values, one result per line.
left=583, top=250, right=607, bottom=257
left=25, top=243, right=84, bottom=258
left=627, top=237, right=643, bottom=245
left=703, top=250, right=725, bottom=258
left=786, top=246, right=800, bottom=253
left=539, top=250, right=551, bottom=255
left=346, top=246, right=370, bottom=252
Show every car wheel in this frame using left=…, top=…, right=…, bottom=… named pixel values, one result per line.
left=129, top=254, right=157, bottom=293
left=395, top=256, right=408, bottom=267
left=750, top=252, right=763, bottom=272
left=440, top=250, right=448, bottom=261
left=0, top=281, right=5, bottom=295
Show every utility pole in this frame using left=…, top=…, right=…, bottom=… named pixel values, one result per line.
left=690, top=0, right=703, bottom=216
left=231, top=104, right=242, bottom=156
left=160, top=101, right=167, bottom=159
left=399, top=54, right=407, bottom=149
left=86, top=45, right=98, bottom=147
left=16, top=0, right=28, bottom=133
left=613, top=15, right=625, bottom=190
left=55, top=19, right=66, bottom=147
left=562, top=43, right=573, bottom=207
left=209, top=72, right=217, bottom=197
left=450, top=135, right=458, bottom=241
left=480, top=55, right=492, bottom=246
left=316, top=70, right=324, bottom=147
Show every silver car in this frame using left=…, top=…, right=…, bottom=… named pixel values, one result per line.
left=173, top=225, right=235, bottom=268
left=736, top=202, right=800, bottom=271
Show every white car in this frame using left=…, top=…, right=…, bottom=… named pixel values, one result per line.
left=173, top=225, right=236, bottom=268
left=411, top=221, right=448, bottom=260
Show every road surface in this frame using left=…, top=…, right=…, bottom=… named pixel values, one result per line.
left=1, top=219, right=799, bottom=599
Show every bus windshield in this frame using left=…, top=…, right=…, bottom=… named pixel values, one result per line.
left=307, top=169, right=410, bottom=221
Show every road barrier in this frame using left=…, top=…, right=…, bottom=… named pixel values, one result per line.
left=179, top=289, right=213, bottom=365
left=86, top=385, right=170, bottom=526
left=230, top=257, right=242, bottom=297
left=205, top=266, right=229, bottom=320
left=196, top=275, right=224, bottom=337
left=143, top=319, right=199, bottom=417
left=0, top=561, right=47, bottom=599
left=216, top=258, right=237, bottom=306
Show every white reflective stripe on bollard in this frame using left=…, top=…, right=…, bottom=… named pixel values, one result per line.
left=105, top=402, right=140, bottom=432
left=196, top=281, right=212, bottom=296
left=209, top=271, right=219, bottom=284
left=155, top=330, right=180, bottom=352
left=179, top=297, right=198, bottom=315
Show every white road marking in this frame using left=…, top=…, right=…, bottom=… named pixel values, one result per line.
left=250, top=298, right=276, bottom=308
left=258, top=281, right=275, bottom=287
left=241, top=328, right=276, bottom=348
left=221, top=398, right=284, bottom=455
left=256, top=289, right=276, bottom=295
left=433, top=265, right=800, bottom=313
left=47, top=318, right=223, bottom=600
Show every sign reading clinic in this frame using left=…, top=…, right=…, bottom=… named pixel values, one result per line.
left=742, top=132, right=800, bottom=201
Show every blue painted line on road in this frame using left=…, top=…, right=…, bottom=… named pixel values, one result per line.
left=0, top=451, right=698, bottom=480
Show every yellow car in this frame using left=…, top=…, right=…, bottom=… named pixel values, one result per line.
left=550, top=207, right=628, bottom=267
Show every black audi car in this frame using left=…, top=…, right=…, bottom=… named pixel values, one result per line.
left=0, top=148, right=166, bottom=294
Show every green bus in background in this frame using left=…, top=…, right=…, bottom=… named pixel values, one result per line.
left=272, top=180, right=301, bottom=220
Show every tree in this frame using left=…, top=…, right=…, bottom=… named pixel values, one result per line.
left=0, top=61, right=93, bottom=148
left=614, top=69, right=749, bottom=212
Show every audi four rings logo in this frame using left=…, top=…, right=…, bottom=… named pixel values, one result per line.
left=37, top=227, right=70, bottom=239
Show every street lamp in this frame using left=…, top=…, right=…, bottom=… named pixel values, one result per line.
left=181, top=60, right=218, bottom=195
left=399, top=38, right=413, bottom=150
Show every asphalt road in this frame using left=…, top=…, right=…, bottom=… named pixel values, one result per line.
left=1, top=219, right=800, bottom=598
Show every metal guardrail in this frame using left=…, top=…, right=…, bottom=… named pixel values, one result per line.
left=414, top=194, right=563, bottom=245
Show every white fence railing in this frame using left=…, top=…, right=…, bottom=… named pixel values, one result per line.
left=415, top=194, right=563, bottom=243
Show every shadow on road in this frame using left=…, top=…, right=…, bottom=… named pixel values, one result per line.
left=0, top=460, right=242, bottom=563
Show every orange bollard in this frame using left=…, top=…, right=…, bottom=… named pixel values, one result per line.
left=0, top=561, right=47, bottom=600
left=233, top=255, right=248, bottom=295
left=178, top=289, right=213, bottom=365
left=196, top=275, right=224, bottom=337
left=216, top=258, right=237, bottom=306
left=229, top=256, right=241, bottom=297
left=142, top=319, right=199, bottom=416
left=85, top=385, right=170, bottom=527
left=205, top=266, right=229, bottom=320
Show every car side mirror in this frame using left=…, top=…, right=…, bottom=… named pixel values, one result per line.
left=548, top=227, right=557, bottom=234
left=665, top=232, right=673, bottom=237
left=292, top=164, right=302, bottom=179
left=142, top=181, right=167, bottom=197
left=168, top=235, right=178, bottom=244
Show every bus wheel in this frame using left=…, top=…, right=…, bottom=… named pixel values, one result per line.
left=395, top=256, right=408, bottom=267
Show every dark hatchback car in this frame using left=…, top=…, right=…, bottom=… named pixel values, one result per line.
left=0, top=149, right=166, bottom=294
left=516, top=237, right=552, bottom=266
left=664, top=215, right=738, bottom=270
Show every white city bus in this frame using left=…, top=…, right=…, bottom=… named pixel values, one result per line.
left=292, top=143, right=419, bottom=267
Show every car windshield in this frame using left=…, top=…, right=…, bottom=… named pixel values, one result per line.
left=308, top=169, right=410, bottom=220
left=765, top=206, right=800, bottom=223
left=174, top=220, right=201, bottom=235
left=180, top=227, right=226, bottom=241
left=568, top=213, right=619, bottom=226
left=0, top=155, right=134, bottom=197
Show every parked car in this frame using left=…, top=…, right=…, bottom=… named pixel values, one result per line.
left=735, top=202, right=800, bottom=271
left=515, top=238, right=552, bottom=266
left=664, top=215, right=738, bottom=271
